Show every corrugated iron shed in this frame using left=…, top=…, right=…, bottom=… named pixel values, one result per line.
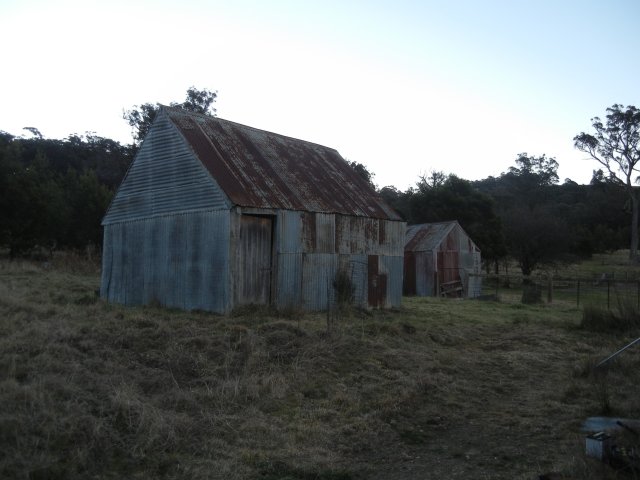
left=405, top=221, right=459, bottom=252
left=404, top=221, right=482, bottom=298
left=101, top=107, right=405, bottom=313
left=165, top=107, right=400, bottom=220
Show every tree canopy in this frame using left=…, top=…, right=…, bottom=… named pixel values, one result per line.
left=0, top=94, right=636, bottom=271
left=123, top=86, right=217, bottom=145
left=574, top=104, right=640, bottom=260
left=347, top=160, right=376, bottom=188
left=0, top=132, right=129, bottom=255
left=386, top=173, right=507, bottom=269
left=0, top=87, right=221, bottom=256
left=475, top=153, right=571, bottom=275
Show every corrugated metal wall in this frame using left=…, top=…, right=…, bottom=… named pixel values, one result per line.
left=461, top=250, right=482, bottom=298
left=404, top=223, right=481, bottom=298
left=103, top=111, right=229, bottom=225
left=380, top=255, right=403, bottom=307
left=269, top=210, right=404, bottom=310
left=302, top=253, right=338, bottom=310
left=103, top=207, right=404, bottom=312
left=101, top=210, right=231, bottom=312
left=102, top=109, right=404, bottom=313
left=341, top=253, right=368, bottom=307
left=274, top=210, right=303, bottom=309
left=413, top=251, right=435, bottom=296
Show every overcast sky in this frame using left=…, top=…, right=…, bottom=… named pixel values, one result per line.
left=1, top=0, right=638, bottom=189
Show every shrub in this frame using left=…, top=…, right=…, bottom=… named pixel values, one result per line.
left=332, top=270, right=354, bottom=307
left=581, top=303, right=640, bottom=332
left=521, top=283, right=542, bottom=304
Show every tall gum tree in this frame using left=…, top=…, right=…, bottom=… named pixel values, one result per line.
left=498, top=154, right=566, bottom=277
left=574, top=104, right=640, bottom=261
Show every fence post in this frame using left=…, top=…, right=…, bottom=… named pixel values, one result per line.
left=547, top=273, right=553, bottom=304
left=607, top=279, right=611, bottom=310
left=495, top=275, right=499, bottom=299
left=637, top=280, right=639, bottom=311
left=577, top=279, right=580, bottom=308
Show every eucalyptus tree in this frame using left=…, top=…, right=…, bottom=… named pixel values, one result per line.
left=123, top=86, right=217, bottom=146
left=473, top=153, right=572, bottom=276
left=574, top=104, right=640, bottom=260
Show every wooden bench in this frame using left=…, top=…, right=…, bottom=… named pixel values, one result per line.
left=440, top=280, right=463, bottom=297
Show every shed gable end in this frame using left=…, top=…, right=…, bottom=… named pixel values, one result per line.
left=102, top=112, right=230, bottom=225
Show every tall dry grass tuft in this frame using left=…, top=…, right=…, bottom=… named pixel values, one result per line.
left=581, top=302, right=640, bottom=332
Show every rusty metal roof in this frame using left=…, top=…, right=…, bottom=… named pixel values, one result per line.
left=163, top=107, right=401, bottom=220
left=405, top=221, right=461, bottom=252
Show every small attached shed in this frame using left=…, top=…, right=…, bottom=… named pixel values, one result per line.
left=403, top=221, right=481, bottom=298
left=101, top=107, right=405, bottom=313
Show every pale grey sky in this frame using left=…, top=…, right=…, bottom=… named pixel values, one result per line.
left=1, top=0, right=638, bottom=189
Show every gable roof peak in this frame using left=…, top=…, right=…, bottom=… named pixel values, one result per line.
left=161, top=108, right=400, bottom=220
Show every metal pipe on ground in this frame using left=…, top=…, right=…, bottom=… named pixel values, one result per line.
left=595, top=337, right=640, bottom=368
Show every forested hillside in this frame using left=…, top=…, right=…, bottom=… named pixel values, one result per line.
left=0, top=131, right=132, bottom=256
left=0, top=105, right=632, bottom=274
left=380, top=156, right=629, bottom=274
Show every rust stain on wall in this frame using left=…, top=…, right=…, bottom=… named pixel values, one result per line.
left=301, top=211, right=316, bottom=252
left=367, top=255, right=386, bottom=307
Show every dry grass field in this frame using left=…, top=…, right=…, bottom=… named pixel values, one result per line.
left=1, top=254, right=639, bottom=479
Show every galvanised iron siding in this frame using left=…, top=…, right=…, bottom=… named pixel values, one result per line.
left=461, top=250, right=483, bottom=298
left=102, top=108, right=405, bottom=312
left=274, top=210, right=303, bottom=308
left=347, top=254, right=369, bottom=307
left=415, top=252, right=435, bottom=296
left=268, top=210, right=404, bottom=310
left=380, top=255, right=403, bottom=307
left=404, top=221, right=481, bottom=298
left=101, top=210, right=230, bottom=312
left=378, top=220, right=406, bottom=257
left=438, top=250, right=460, bottom=285
left=276, top=253, right=303, bottom=309
left=102, top=111, right=230, bottom=225
left=315, top=213, right=335, bottom=254
left=302, top=253, right=339, bottom=310
left=277, top=210, right=303, bottom=254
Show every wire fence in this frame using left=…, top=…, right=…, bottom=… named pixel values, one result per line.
left=470, top=273, right=640, bottom=311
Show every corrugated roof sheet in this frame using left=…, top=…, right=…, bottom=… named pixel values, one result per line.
left=163, top=107, right=401, bottom=220
left=405, top=221, right=459, bottom=252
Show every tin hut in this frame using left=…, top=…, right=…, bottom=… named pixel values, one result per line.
left=101, top=107, right=405, bottom=313
left=403, top=221, right=481, bottom=298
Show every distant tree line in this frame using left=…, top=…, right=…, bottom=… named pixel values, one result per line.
left=0, top=98, right=636, bottom=278
left=0, top=87, right=218, bottom=257
left=0, top=130, right=133, bottom=256
left=379, top=153, right=629, bottom=275
left=374, top=104, right=639, bottom=275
